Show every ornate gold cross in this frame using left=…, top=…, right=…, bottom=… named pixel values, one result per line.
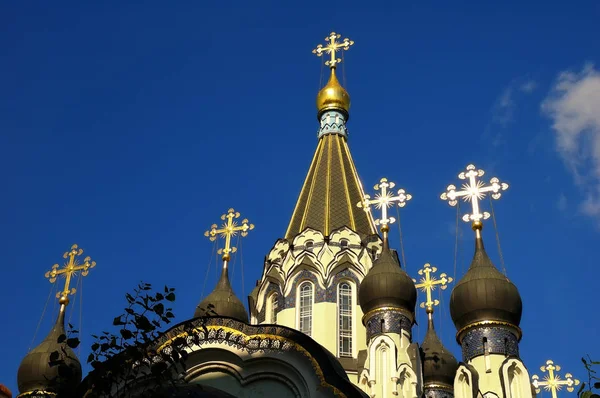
left=205, top=208, right=254, bottom=262
left=312, top=32, right=354, bottom=69
left=412, top=263, right=452, bottom=313
left=532, top=360, right=580, bottom=398
left=357, top=177, right=412, bottom=233
left=440, top=164, right=509, bottom=228
left=44, top=244, right=96, bottom=306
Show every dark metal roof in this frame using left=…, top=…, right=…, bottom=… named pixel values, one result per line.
left=195, top=269, right=248, bottom=322
left=17, top=308, right=82, bottom=395
left=450, top=235, right=522, bottom=334
left=420, top=316, right=458, bottom=388
left=285, top=133, right=376, bottom=239
left=358, top=246, right=416, bottom=317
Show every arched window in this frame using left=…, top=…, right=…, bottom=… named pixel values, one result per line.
left=340, top=239, right=349, bottom=249
left=266, top=293, right=278, bottom=324
left=305, top=240, right=314, bottom=252
left=338, top=282, right=353, bottom=357
left=298, top=282, right=313, bottom=336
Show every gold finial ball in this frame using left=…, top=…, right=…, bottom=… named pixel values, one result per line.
left=471, top=220, right=483, bottom=231
left=426, top=306, right=434, bottom=314
left=316, top=69, right=350, bottom=117
left=59, top=295, right=69, bottom=305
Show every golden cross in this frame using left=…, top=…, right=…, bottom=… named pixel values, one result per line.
left=204, top=208, right=254, bottom=262
left=412, top=263, right=453, bottom=313
left=440, top=164, right=509, bottom=228
left=357, top=177, right=412, bottom=233
left=532, top=360, right=580, bottom=398
left=312, top=32, right=354, bottom=69
left=44, top=244, right=96, bottom=306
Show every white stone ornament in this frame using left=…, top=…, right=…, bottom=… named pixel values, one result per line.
left=358, top=178, right=412, bottom=229
left=440, top=164, right=509, bottom=223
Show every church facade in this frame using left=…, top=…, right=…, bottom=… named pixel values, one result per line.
left=16, top=32, right=534, bottom=398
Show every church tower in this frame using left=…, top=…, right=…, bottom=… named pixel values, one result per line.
left=195, top=208, right=254, bottom=322
left=16, top=244, right=95, bottom=398
left=440, top=165, right=533, bottom=398
left=248, top=32, right=382, bottom=382
left=414, top=263, right=458, bottom=398
left=356, top=178, right=420, bottom=398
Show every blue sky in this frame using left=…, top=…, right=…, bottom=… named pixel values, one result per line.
left=1, top=0, right=599, bottom=394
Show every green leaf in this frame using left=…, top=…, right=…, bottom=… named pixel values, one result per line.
left=594, top=382, right=600, bottom=389
left=582, top=391, right=593, bottom=398
left=166, top=311, right=175, bottom=319
left=120, top=328, right=134, bottom=340
left=57, top=333, right=67, bottom=343
left=87, top=353, right=94, bottom=363
left=91, top=342, right=99, bottom=351
left=49, top=351, right=60, bottom=363
left=113, top=316, right=126, bottom=326
left=67, top=338, right=80, bottom=349
left=165, top=292, right=176, bottom=302
left=154, top=303, right=164, bottom=316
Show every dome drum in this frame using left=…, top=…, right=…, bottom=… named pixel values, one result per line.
left=363, top=308, right=413, bottom=341
left=459, top=324, right=520, bottom=362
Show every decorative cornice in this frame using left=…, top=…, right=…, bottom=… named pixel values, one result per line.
left=362, top=306, right=415, bottom=325
left=456, top=320, right=522, bottom=343
left=318, top=110, right=349, bottom=138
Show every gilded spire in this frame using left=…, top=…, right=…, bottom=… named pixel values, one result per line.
left=440, top=164, right=509, bottom=232
left=357, top=177, right=412, bottom=247
left=17, top=244, right=93, bottom=396
left=313, top=32, right=354, bottom=118
left=196, top=208, right=253, bottom=321
left=413, top=263, right=453, bottom=315
left=417, top=262, right=458, bottom=391
left=45, top=243, right=96, bottom=307
left=204, top=208, right=254, bottom=263
left=532, top=360, right=580, bottom=398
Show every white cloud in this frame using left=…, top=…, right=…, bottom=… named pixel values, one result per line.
left=485, top=79, right=537, bottom=147
left=520, top=80, right=537, bottom=93
left=542, top=64, right=600, bottom=219
left=492, top=87, right=515, bottom=126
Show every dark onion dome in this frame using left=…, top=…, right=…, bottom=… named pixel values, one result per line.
left=421, top=316, right=458, bottom=388
left=358, top=245, right=417, bottom=318
left=17, top=307, right=82, bottom=396
left=195, top=268, right=248, bottom=322
left=450, top=233, right=522, bottom=336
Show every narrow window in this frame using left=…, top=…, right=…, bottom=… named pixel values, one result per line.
left=338, top=282, right=353, bottom=357
left=268, top=293, right=278, bottom=324
left=483, top=337, right=491, bottom=373
left=340, top=239, right=349, bottom=249
left=299, top=282, right=313, bottom=336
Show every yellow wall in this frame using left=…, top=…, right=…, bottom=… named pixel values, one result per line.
left=272, top=302, right=366, bottom=362
left=459, top=355, right=532, bottom=398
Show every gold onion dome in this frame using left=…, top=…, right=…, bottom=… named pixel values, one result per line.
left=316, top=68, right=350, bottom=117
